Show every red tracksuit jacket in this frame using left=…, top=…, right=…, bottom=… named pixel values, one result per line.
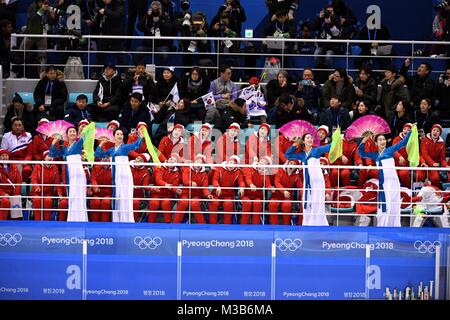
left=275, top=135, right=301, bottom=164
left=212, top=167, right=245, bottom=198
left=333, top=139, right=362, bottom=166
left=158, top=135, right=184, bottom=162
left=154, top=166, right=181, bottom=197
left=245, top=133, right=272, bottom=164
left=272, top=168, right=303, bottom=198
left=188, top=134, right=213, bottom=164
left=90, top=165, right=113, bottom=197
left=30, top=164, right=64, bottom=196
left=214, top=133, right=240, bottom=164
left=393, top=133, right=425, bottom=166
left=32, top=134, right=52, bottom=161
left=0, top=165, right=22, bottom=196
left=420, top=134, right=447, bottom=167
left=242, top=167, right=273, bottom=199
left=181, top=166, right=211, bottom=198
left=131, top=165, right=151, bottom=198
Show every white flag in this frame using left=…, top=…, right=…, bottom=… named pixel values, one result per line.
left=246, top=88, right=267, bottom=117
left=239, top=85, right=256, bottom=101
left=97, top=83, right=104, bottom=101
left=201, top=92, right=216, bottom=110
left=169, top=83, right=180, bottom=103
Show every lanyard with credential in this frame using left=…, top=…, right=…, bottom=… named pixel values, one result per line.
left=367, top=28, right=377, bottom=40
left=45, top=81, right=54, bottom=95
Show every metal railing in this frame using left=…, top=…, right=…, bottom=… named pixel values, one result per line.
left=9, top=34, right=450, bottom=79
left=0, top=159, right=449, bottom=227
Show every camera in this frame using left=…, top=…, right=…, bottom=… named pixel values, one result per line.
left=435, top=1, right=449, bottom=10
left=49, top=6, right=64, bottom=17
left=182, top=12, right=192, bottom=31
left=323, top=9, right=331, bottom=19
left=181, top=0, right=190, bottom=11
left=301, top=79, right=312, bottom=86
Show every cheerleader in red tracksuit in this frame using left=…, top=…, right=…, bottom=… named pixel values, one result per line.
left=174, top=154, right=213, bottom=224
left=245, top=123, right=272, bottom=164
left=32, top=118, right=52, bottom=160
left=317, top=125, right=331, bottom=146
left=274, top=133, right=301, bottom=164
left=127, top=122, right=161, bottom=162
left=269, top=159, right=303, bottom=225
left=392, top=123, right=420, bottom=187
left=418, top=124, right=448, bottom=187
left=209, top=155, right=245, bottom=224
left=330, top=136, right=362, bottom=188
left=0, top=149, right=22, bottom=220
left=131, top=153, right=151, bottom=222
left=90, top=156, right=113, bottom=222
left=188, top=123, right=213, bottom=163
left=355, top=179, right=379, bottom=215
left=241, top=156, right=274, bottom=224
left=214, top=122, right=241, bottom=164
left=31, top=150, right=66, bottom=221
left=157, top=124, right=185, bottom=162
left=149, top=153, right=182, bottom=222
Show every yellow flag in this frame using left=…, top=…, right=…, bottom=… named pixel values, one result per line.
left=329, top=127, right=343, bottom=164
left=80, top=122, right=96, bottom=163
left=141, top=126, right=161, bottom=165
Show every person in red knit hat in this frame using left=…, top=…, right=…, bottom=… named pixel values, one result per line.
left=329, top=135, right=363, bottom=188
left=188, top=123, right=213, bottom=164
left=77, top=119, right=90, bottom=136
left=241, top=156, right=275, bottom=224
left=128, top=122, right=153, bottom=160
left=131, top=153, right=151, bottom=222
left=209, top=155, right=245, bottom=224
left=158, top=124, right=185, bottom=162
left=107, top=120, right=120, bottom=132
left=0, top=149, right=22, bottom=220
left=90, top=155, right=113, bottom=222
left=149, top=153, right=182, bottom=223
left=269, top=159, right=303, bottom=225
left=174, top=154, right=213, bottom=224
left=214, top=122, right=241, bottom=164
left=417, top=124, right=448, bottom=187
left=245, top=123, right=272, bottom=164
left=32, top=118, right=52, bottom=161
left=317, top=125, right=331, bottom=146
left=30, top=150, right=66, bottom=221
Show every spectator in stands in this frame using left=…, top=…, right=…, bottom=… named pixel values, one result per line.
left=4, top=93, right=35, bottom=133
left=209, top=155, right=245, bottom=224
left=216, top=0, right=246, bottom=37
left=33, top=65, right=68, bottom=121
left=179, top=67, right=210, bottom=122
left=157, top=124, right=185, bottom=162
left=389, top=99, right=412, bottom=137
left=350, top=100, right=373, bottom=122
left=413, top=98, right=439, bottom=136
left=153, top=98, right=191, bottom=144
left=214, top=122, right=240, bottom=164
left=354, top=65, right=378, bottom=110
left=126, top=0, right=148, bottom=50
left=65, top=94, right=93, bottom=126
left=330, top=0, right=357, bottom=39
left=379, top=64, right=408, bottom=119
left=174, top=154, right=212, bottom=224
left=1, top=118, right=33, bottom=182
left=319, top=96, right=352, bottom=134
left=266, top=69, right=296, bottom=108
left=153, top=66, right=179, bottom=105
left=19, top=0, right=58, bottom=77
left=0, top=0, right=16, bottom=28
left=295, top=68, right=322, bottom=123
left=263, top=9, right=296, bottom=56
left=149, top=153, right=182, bottom=223
left=220, top=98, right=249, bottom=133
left=137, top=1, right=177, bottom=69
left=77, top=0, right=102, bottom=35
left=268, top=93, right=313, bottom=128
left=435, top=68, right=450, bottom=120
left=95, top=0, right=126, bottom=73
left=32, top=118, right=51, bottom=160
left=90, top=155, right=113, bottom=222
left=0, top=19, right=12, bottom=78
left=0, top=149, right=22, bottom=220
left=400, top=58, right=436, bottom=110
left=209, top=10, right=240, bottom=65
left=30, top=150, right=66, bottom=221
left=92, top=64, right=123, bottom=122
left=245, top=123, right=272, bottom=164
left=297, top=22, right=316, bottom=55
left=160, top=0, right=175, bottom=21
left=121, top=61, right=155, bottom=103
left=265, top=0, right=298, bottom=21
left=321, top=68, right=354, bottom=110
left=418, top=124, right=448, bottom=187
left=355, top=22, right=392, bottom=72
left=311, top=4, right=344, bottom=70
left=178, top=12, right=211, bottom=68
left=118, top=92, right=151, bottom=134
left=205, top=65, right=237, bottom=125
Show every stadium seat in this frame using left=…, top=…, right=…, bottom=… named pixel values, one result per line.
left=16, top=92, right=34, bottom=104
left=152, top=123, right=159, bottom=136
left=441, top=182, right=450, bottom=190
left=96, top=122, right=107, bottom=129
left=68, top=92, right=94, bottom=104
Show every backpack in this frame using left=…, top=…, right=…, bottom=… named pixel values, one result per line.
left=64, top=56, right=85, bottom=79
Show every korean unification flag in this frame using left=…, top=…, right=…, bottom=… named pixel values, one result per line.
left=169, top=83, right=180, bottom=103
left=239, top=84, right=256, bottom=101
left=201, top=92, right=216, bottom=110
left=246, top=88, right=267, bottom=117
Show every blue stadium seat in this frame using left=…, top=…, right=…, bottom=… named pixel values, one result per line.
left=441, top=182, right=450, bottom=190
left=152, top=123, right=160, bottom=136
left=96, top=122, right=107, bottom=129
left=68, top=92, right=94, bottom=104
left=16, top=92, right=34, bottom=104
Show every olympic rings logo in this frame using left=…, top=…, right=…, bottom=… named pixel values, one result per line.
left=133, top=236, right=162, bottom=250
left=413, top=240, right=441, bottom=254
left=274, top=238, right=302, bottom=252
left=0, top=233, right=22, bottom=246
